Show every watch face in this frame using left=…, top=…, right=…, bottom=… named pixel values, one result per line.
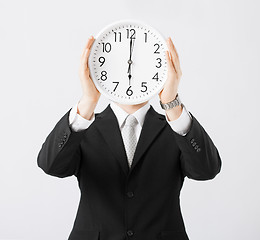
left=89, top=19, right=168, bottom=105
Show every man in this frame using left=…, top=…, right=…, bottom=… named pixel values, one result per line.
left=37, top=36, right=221, bottom=240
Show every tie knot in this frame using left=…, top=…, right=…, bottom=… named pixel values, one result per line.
left=124, top=114, right=138, bottom=127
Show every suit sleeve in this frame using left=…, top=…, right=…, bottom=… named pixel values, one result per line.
left=37, top=108, right=89, bottom=178
left=172, top=111, right=222, bottom=180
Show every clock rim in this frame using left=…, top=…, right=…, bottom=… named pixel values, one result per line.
left=89, top=19, right=168, bottom=105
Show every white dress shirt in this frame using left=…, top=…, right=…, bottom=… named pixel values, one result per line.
left=69, top=100, right=192, bottom=137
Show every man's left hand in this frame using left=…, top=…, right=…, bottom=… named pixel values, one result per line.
left=159, top=37, right=182, bottom=103
left=159, top=37, right=183, bottom=121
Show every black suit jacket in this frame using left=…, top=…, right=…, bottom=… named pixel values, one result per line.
left=37, top=104, right=221, bottom=240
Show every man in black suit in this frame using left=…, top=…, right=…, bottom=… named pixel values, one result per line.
left=37, top=36, right=221, bottom=240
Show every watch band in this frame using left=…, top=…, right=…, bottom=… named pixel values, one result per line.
left=160, top=93, right=182, bottom=110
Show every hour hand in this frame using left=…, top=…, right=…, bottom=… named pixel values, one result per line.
left=127, top=58, right=132, bottom=85
left=128, top=71, right=132, bottom=85
left=127, top=59, right=133, bottom=74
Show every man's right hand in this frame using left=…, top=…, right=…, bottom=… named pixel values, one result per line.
left=78, top=36, right=101, bottom=120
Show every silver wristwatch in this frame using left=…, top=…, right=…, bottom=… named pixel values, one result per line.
left=160, top=93, right=182, bottom=110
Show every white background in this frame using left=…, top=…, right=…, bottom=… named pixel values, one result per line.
left=0, top=0, right=259, bottom=239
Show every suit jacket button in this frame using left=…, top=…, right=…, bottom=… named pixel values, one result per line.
left=190, top=138, right=195, bottom=143
left=194, top=145, right=199, bottom=149
left=192, top=142, right=196, bottom=147
left=196, top=148, right=201, bottom=152
left=127, top=230, right=134, bottom=236
left=127, top=191, right=134, bottom=198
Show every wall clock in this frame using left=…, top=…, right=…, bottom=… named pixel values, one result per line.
left=88, top=19, right=168, bottom=105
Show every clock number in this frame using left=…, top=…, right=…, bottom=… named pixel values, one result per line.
left=155, top=58, right=162, bottom=68
left=98, top=56, right=105, bottom=67
left=154, top=43, right=160, bottom=54
left=100, top=70, right=107, bottom=81
left=126, top=85, right=133, bottom=96
left=114, top=32, right=122, bottom=42
left=112, top=81, right=119, bottom=91
left=141, top=82, right=147, bottom=92
left=102, top=42, right=111, bottom=53
left=144, top=32, right=148, bottom=43
left=126, top=28, right=136, bottom=39
left=152, top=72, right=159, bottom=81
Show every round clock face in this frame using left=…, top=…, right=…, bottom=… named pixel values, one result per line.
left=89, top=19, right=168, bottom=105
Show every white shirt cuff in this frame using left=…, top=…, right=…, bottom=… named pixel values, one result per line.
left=165, top=103, right=192, bottom=136
left=69, top=101, right=95, bottom=132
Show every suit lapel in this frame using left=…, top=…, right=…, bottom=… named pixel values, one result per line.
left=94, top=103, right=167, bottom=176
left=130, top=105, right=167, bottom=174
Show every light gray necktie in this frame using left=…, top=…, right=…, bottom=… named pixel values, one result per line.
left=121, top=114, right=138, bottom=168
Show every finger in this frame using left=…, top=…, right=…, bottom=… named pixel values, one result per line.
left=80, top=36, right=94, bottom=61
left=167, top=37, right=180, bottom=67
left=167, top=37, right=181, bottom=76
left=169, top=37, right=179, bottom=59
left=83, top=35, right=94, bottom=50
left=167, top=38, right=179, bottom=68
left=85, top=36, right=95, bottom=69
left=86, top=35, right=95, bottom=49
left=169, top=51, right=177, bottom=73
left=165, top=40, right=177, bottom=73
left=168, top=37, right=179, bottom=59
left=81, top=36, right=95, bottom=68
left=170, top=50, right=182, bottom=78
left=170, top=42, right=182, bottom=77
left=165, top=50, right=177, bottom=74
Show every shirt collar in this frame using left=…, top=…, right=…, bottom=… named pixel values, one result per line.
left=109, top=100, right=151, bottom=129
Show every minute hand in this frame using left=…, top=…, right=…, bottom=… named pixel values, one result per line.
left=130, top=38, right=134, bottom=60
left=127, top=38, right=133, bottom=74
left=127, top=38, right=135, bottom=74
